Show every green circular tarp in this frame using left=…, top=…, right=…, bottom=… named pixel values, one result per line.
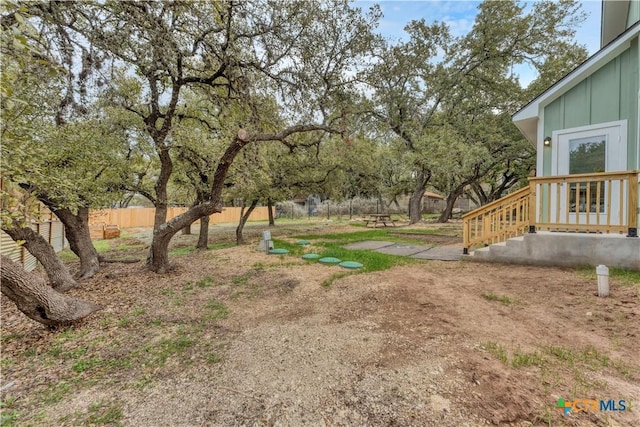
left=339, top=261, right=363, bottom=269
left=318, top=257, right=341, bottom=264
left=269, top=248, right=289, bottom=255
left=296, top=240, right=311, bottom=245
left=302, top=253, right=321, bottom=260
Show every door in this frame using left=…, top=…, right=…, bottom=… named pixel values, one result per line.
left=552, top=121, right=627, bottom=225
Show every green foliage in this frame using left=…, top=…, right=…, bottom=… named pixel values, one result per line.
left=511, top=349, right=546, bottom=368
left=155, top=337, right=194, bottom=364
left=168, top=246, right=196, bottom=257
left=366, top=0, right=588, bottom=220
left=482, top=341, right=508, bottom=364
left=576, top=266, right=640, bottom=295
left=205, top=300, right=228, bottom=320
left=231, top=275, right=250, bottom=286
left=206, top=353, right=223, bottom=364
left=482, top=292, right=513, bottom=305
left=321, top=272, right=353, bottom=287
left=271, top=239, right=305, bottom=257
left=84, top=400, right=123, bottom=426
left=482, top=341, right=638, bottom=381
left=40, top=382, right=72, bottom=405
left=317, top=245, right=411, bottom=274
left=196, top=276, right=214, bottom=288
left=0, top=396, right=19, bottom=427
left=294, top=229, right=432, bottom=245
left=207, top=243, right=235, bottom=250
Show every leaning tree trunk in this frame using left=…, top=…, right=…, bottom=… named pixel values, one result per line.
left=53, top=207, right=100, bottom=279
left=408, top=169, right=431, bottom=224
left=196, top=215, right=210, bottom=250
left=146, top=201, right=224, bottom=273
left=437, top=190, right=463, bottom=223
left=267, top=198, right=275, bottom=227
left=236, top=200, right=259, bottom=245
left=181, top=224, right=192, bottom=235
left=1, top=255, right=101, bottom=326
left=2, top=227, right=77, bottom=292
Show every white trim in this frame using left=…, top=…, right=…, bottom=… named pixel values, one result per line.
left=536, top=109, right=544, bottom=177
left=602, top=0, right=630, bottom=47
left=513, top=24, right=639, bottom=144
left=551, top=120, right=628, bottom=226
left=551, top=120, right=628, bottom=176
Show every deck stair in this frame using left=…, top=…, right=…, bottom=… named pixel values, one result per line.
left=462, top=171, right=639, bottom=270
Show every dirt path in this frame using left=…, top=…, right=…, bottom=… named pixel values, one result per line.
left=1, top=222, right=638, bottom=426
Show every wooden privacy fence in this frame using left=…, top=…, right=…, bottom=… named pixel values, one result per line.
left=463, top=170, right=640, bottom=252
left=88, top=206, right=273, bottom=229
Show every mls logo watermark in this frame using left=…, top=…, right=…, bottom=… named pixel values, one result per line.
left=555, top=397, right=627, bottom=415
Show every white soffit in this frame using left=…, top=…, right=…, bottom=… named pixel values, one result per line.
left=513, top=23, right=639, bottom=144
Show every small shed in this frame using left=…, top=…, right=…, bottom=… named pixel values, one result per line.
left=423, top=191, right=445, bottom=213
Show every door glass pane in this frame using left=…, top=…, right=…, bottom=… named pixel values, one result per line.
left=568, top=136, right=606, bottom=213
left=569, top=136, right=606, bottom=174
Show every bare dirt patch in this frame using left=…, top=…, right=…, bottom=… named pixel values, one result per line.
left=1, top=221, right=638, bottom=426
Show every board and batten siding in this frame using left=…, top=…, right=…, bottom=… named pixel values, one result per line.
left=541, top=37, right=640, bottom=176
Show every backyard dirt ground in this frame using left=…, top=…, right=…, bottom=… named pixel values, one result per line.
left=1, top=221, right=639, bottom=426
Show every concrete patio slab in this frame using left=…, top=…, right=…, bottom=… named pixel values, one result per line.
left=410, top=246, right=463, bottom=261
left=343, top=241, right=395, bottom=250
left=374, top=243, right=431, bottom=256
left=342, top=240, right=464, bottom=261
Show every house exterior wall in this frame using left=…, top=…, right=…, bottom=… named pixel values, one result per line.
left=541, top=37, right=640, bottom=176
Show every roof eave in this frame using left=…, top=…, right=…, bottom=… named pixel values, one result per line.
left=513, top=23, right=639, bottom=146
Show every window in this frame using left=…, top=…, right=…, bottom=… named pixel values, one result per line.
left=568, top=136, right=606, bottom=213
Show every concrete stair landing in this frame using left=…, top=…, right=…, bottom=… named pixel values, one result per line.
left=468, top=231, right=639, bottom=270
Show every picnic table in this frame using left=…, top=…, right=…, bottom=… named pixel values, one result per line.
left=363, top=214, right=396, bottom=228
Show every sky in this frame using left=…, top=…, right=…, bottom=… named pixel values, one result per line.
left=356, top=0, right=603, bottom=86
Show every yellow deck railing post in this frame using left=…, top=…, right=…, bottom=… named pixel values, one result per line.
left=627, top=172, right=638, bottom=237
left=528, top=180, right=536, bottom=233
left=462, top=171, right=639, bottom=252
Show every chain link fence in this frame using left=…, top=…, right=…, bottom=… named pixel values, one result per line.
left=275, top=197, right=408, bottom=220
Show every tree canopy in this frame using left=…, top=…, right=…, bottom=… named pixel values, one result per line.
left=2, top=0, right=590, bottom=279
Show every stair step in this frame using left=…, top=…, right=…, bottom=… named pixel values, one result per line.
left=470, top=246, right=491, bottom=258
left=504, top=236, right=526, bottom=247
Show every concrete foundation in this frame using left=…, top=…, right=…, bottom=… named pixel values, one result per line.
left=469, top=232, right=640, bottom=271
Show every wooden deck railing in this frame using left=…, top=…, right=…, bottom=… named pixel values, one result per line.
left=462, top=186, right=532, bottom=253
left=463, top=170, right=639, bottom=252
left=529, top=170, right=638, bottom=234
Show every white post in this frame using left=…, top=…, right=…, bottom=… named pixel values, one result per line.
left=262, top=231, right=272, bottom=254
left=596, top=265, right=609, bottom=297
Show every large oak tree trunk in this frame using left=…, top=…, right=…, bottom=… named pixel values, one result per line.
left=52, top=207, right=100, bottom=279
left=147, top=127, right=335, bottom=273
left=267, top=198, right=274, bottom=227
left=437, top=189, right=463, bottom=223
left=196, top=215, right=210, bottom=250
left=236, top=200, right=258, bottom=245
left=408, top=169, right=431, bottom=224
left=146, top=201, right=224, bottom=273
left=20, top=186, right=101, bottom=279
left=1, top=255, right=101, bottom=326
left=2, top=227, right=77, bottom=292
